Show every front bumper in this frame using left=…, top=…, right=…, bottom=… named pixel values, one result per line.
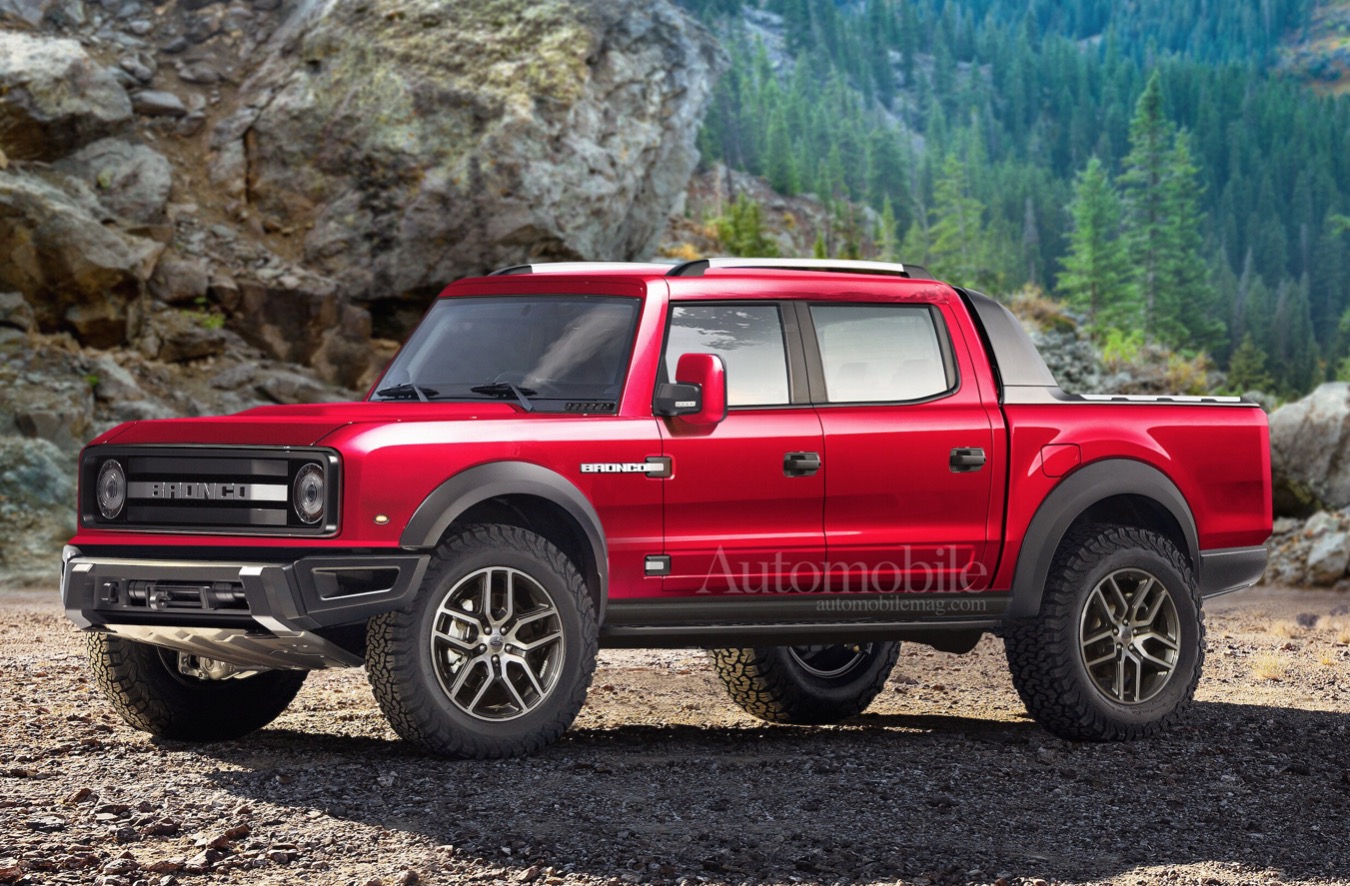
left=61, top=545, right=428, bottom=669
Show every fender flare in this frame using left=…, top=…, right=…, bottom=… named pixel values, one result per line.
left=1006, top=458, right=1199, bottom=619
left=400, top=461, right=609, bottom=622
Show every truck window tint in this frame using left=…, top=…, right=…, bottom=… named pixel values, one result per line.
left=811, top=304, right=949, bottom=403
left=665, top=305, right=790, bottom=406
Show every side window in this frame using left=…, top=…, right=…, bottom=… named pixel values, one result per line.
left=664, top=304, right=790, bottom=407
left=810, top=304, right=953, bottom=403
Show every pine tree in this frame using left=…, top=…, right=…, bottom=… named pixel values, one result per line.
left=1226, top=333, right=1274, bottom=394
left=1157, top=130, right=1223, bottom=352
left=878, top=197, right=898, bottom=262
left=927, top=153, right=987, bottom=284
left=714, top=194, right=779, bottom=258
left=1119, top=73, right=1173, bottom=342
left=1056, top=156, right=1136, bottom=329
left=764, top=107, right=797, bottom=195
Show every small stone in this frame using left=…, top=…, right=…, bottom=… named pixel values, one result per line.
left=103, top=858, right=139, bottom=875
left=119, top=56, right=153, bottom=83
left=175, top=60, right=220, bottom=84
left=27, top=815, right=66, bottom=832
left=131, top=90, right=188, bottom=117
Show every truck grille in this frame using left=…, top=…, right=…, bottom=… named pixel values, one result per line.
left=80, top=447, right=340, bottom=536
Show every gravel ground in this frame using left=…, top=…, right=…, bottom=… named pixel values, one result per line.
left=2, top=586, right=1349, bottom=886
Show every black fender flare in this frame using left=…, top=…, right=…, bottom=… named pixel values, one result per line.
left=1006, top=459, right=1199, bottom=619
left=400, top=461, right=609, bottom=623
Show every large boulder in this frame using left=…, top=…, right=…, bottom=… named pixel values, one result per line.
left=210, top=0, right=723, bottom=333
left=0, top=31, right=132, bottom=162
left=0, top=170, right=162, bottom=346
left=1268, top=382, right=1350, bottom=516
left=55, top=138, right=173, bottom=225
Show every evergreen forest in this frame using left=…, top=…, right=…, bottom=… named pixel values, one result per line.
left=677, top=0, right=1350, bottom=396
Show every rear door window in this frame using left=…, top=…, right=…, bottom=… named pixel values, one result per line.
left=810, top=304, right=954, bottom=403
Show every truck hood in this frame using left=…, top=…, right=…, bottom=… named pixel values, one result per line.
left=98, top=401, right=523, bottom=447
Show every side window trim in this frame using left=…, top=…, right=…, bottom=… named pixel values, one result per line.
left=797, top=301, right=962, bottom=407
left=653, top=300, right=811, bottom=411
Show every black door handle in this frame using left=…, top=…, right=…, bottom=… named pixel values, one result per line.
left=784, top=451, right=821, bottom=477
left=950, top=447, right=986, bottom=473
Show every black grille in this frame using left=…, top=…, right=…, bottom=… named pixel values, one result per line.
left=81, top=446, right=340, bottom=536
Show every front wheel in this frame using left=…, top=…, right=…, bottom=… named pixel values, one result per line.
left=1003, top=524, right=1204, bottom=741
left=710, top=641, right=901, bottom=724
left=87, top=634, right=307, bottom=741
left=366, top=524, right=597, bottom=759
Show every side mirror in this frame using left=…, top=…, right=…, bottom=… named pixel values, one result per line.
left=654, top=353, right=727, bottom=426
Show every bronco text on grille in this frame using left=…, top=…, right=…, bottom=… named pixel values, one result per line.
left=78, top=447, right=339, bottom=534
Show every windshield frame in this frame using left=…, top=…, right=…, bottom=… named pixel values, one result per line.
left=369, top=294, right=642, bottom=413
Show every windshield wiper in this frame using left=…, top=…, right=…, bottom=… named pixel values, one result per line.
left=374, top=383, right=438, bottom=402
left=470, top=381, right=536, bottom=412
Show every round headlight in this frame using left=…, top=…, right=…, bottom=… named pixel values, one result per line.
left=293, top=463, right=325, bottom=525
left=96, top=459, right=126, bottom=519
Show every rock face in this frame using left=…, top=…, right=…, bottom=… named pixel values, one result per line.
left=1268, top=382, right=1350, bottom=516
left=0, top=171, right=163, bottom=346
left=211, top=0, right=723, bottom=327
left=0, top=31, right=132, bottom=161
left=0, top=0, right=726, bottom=582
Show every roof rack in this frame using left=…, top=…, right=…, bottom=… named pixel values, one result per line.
left=665, top=257, right=930, bottom=279
left=486, top=258, right=935, bottom=280
left=487, top=261, right=677, bottom=276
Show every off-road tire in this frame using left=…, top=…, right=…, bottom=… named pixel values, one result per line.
left=366, top=524, right=597, bottom=759
left=710, top=642, right=901, bottom=724
left=1004, top=524, right=1204, bottom=741
left=87, top=634, right=307, bottom=741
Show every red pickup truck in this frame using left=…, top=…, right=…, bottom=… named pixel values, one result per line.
left=62, top=259, right=1271, bottom=758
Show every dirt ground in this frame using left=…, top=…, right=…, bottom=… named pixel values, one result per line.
left=1, top=585, right=1348, bottom=886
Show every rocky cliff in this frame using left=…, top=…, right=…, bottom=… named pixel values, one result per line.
left=0, top=0, right=722, bottom=582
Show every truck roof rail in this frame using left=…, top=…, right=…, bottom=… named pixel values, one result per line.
left=666, top=257, right=931, bottom=279
left=487, top=261, right=677, bottom=276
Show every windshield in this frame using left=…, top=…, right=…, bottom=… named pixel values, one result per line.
left=372, top=296, right=639, bottom=411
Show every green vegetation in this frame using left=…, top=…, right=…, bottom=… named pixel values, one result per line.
left=679, top=0, right=1349, bottom=396
left=713, top=193, right=780, bottom=257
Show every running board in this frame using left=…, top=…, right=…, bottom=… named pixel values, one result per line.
left=599, top=618, right=1001, bottom=649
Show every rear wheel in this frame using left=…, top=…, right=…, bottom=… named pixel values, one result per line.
left=710, top=641, right=901, bottom=724
left=1003, top=524, right=1203, bottom=741
left=366, top=524, right=597, bottom=759
left=87, top=634, right=307, bottom=741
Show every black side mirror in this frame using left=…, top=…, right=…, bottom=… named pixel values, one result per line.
left=653, top=382, right=702, bottom=416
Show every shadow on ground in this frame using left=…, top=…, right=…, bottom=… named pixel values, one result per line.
left=193, top=701, right=1350, bottom=883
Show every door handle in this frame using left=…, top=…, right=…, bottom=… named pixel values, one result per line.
left=784, top=451, right=821, bottom=477
left=950, top=447, right=986, bottom=473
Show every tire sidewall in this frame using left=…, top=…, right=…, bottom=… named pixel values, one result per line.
left=409, top=540, right=591, bottom=744
left=1064, top=542, right=1202, bottom=727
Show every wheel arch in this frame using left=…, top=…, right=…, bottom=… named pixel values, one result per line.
left=400, top=462, right=608, bottom=623
left=1006, top=458, right=1198, bottom=619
